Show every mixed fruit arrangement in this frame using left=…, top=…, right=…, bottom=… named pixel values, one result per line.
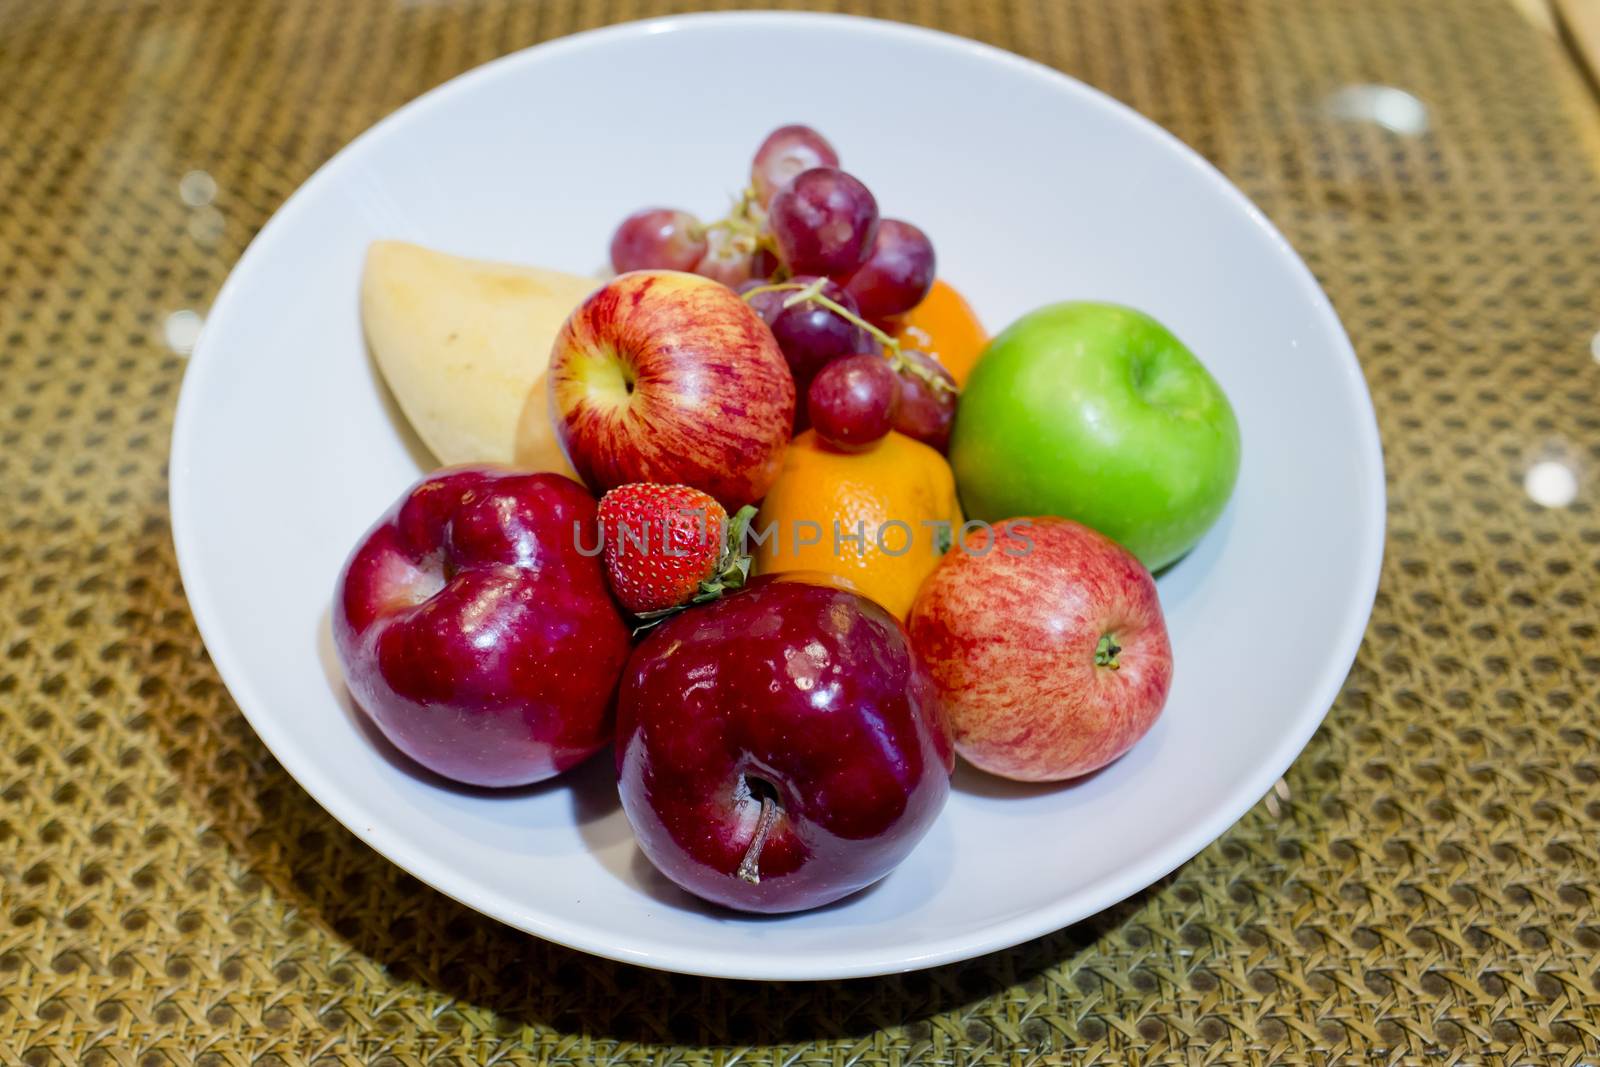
left=338, top=125, right=1242, bottom=913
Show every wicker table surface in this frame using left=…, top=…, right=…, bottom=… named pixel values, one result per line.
left=4, top=1, right=1600, bottom=1063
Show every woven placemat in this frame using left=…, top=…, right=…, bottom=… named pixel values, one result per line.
left=3, top=0, right=1599, bottom=1062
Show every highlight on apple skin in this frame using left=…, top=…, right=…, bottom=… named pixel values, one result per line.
left=548, top=270, right=796, bottom=511
left=908, top=517, right=1173, bottom=782
left=333, top=467, right=633, bottom=788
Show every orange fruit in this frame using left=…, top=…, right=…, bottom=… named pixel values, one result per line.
left=752, top=430, right=963, bottom=619
left=891, top=279, right=988, bottom=386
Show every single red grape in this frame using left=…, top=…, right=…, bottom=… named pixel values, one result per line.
left=843, top=218, right=936, bottom=321
left=739, top=277, right=876, bottom=430
left=768, top=168, right=879, bottom=279
left=752, top=125, right=840, bottom=206
left=771, top=278, right=875, bottom=389
left=808, top=354, right=898, bottom=451
left=891, top=349, right=958, bottom=452
left=610, top=208, right=706, bottom=274
left=750, top=245, right=781, bottom=281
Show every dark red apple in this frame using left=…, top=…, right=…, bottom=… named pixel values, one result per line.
left=333, top=467, right=632, bottom=787
left=908, top=517, right=1173, bottom=781
left=616, top=576, right=953, bottom=913
left=549, top=270, right=795, bottom=510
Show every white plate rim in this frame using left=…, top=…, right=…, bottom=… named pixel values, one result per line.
left=169, top=9, right=1386, bottom=980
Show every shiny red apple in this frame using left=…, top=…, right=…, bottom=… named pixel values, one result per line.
left=333, top=467, right=631, bottom=787
left=616, top=576, right=953, bottom=913
left=549, top=270, right=795, bottom=509
left=908, top=517, right=1173, bottom=781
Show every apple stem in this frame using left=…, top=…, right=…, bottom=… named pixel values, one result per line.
left=1095, top=634, right=1122, bottom=670
left=736, top=794, right=780, bottom=885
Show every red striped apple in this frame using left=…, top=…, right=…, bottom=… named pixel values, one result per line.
left=548, top=270, right=795, bottom=509
left=907, top=517, right=1173, bottom=781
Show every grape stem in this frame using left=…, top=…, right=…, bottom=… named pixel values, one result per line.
left=692, top=186, right=775, bottom=257
left=740, top=280, right=957, bottom=395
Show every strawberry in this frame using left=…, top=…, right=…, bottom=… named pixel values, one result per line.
left=598, top=483, right=755, bottom=619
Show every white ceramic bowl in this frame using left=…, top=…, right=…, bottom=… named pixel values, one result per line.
left=170, top=12, right=1384, bottom=980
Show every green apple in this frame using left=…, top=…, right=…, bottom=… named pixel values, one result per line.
left=950, top=302, right=1240, bottom=570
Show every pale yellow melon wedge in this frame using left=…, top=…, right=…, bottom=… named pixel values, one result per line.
left=360, top=240, right=595, bottom=476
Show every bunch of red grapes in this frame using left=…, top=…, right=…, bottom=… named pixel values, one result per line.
left=608, top=125, right=959, bottom=453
